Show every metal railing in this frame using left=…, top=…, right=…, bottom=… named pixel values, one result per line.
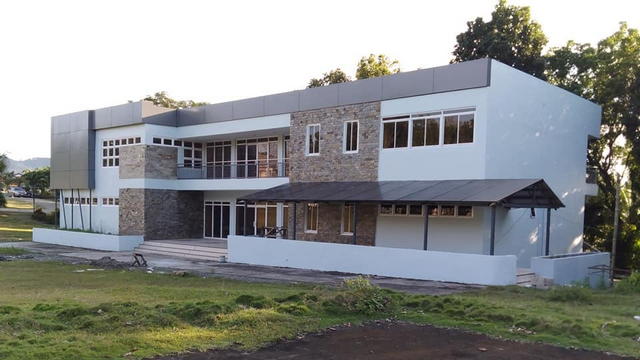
left=586, top=166, right=598, bottom=184
left=177, top=161, right=289, bottom=180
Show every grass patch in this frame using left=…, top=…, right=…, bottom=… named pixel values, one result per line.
left=0, top=246, right=30, bottom=255
left=0, top=211, right=53, bottom=241
left=4, top=198, right=33, bottom=210
left=0, top=263, right=639, bottom=359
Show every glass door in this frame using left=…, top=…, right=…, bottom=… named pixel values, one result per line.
left=206, top=141, right=231, bottom=179
left=204, top=201, right=230, bottom=239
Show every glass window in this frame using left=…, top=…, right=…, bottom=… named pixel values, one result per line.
left=153, top=138, right=162, bottom=144
left=135, top=137, right=141, bottom=144
left=395, top=121, right=409, bottom=148
left=444, top=116, right=458, bottom=145
left=344, top=121, right=358, bottom=153
left=394, top=205, right=407, bottom=215
left=457, top=205, right=473, bottom=217
left=412, top=119, right=425, bottom=147
left=307, top=124, right=320, bottom=155
left=92, top=198, right=98, bottom=206
left=440, top=205, right=455, bottom=217
left=380, top=203, right=393, bottom=215
left=383, top=122, right=395, bottom=148
left=305, top=203, right=318, bottom=232
left=409, top=205, right=423, bottom=215
left=102, top=198, right=107, bottom=205
left=459, top=114, right=474, bottom=143
left=426, top=118, right=440, bottom=146
left=428, top=206, right=439, bottom=216
left=342, top=203, right=355, bottom=235
left=163, top=139, right=172, bottom=146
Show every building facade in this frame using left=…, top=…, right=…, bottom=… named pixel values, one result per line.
left=50, top=59, right=601, bottom=267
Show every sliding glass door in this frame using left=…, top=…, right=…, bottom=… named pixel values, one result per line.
left=204, top=201, right=230, bottom=239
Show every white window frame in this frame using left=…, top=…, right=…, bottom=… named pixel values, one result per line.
left=306, top=124, right=321, bottom=156
left=101, top=197, right=120, bottom=207
left=101, top=137, right=142, bottom=168
left=305, top=202, right=319, bottom=233
left=379, top=204, right=473, bottom=218
left=341, top=203, right=355, bottom=235
left=343, top=120, right=359, bottom=154
left=381, top=107, right=476, bottom=150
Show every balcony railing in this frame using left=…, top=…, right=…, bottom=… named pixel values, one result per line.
left=177, top=161, right=289, bottom=180
left=586, top=166, right=598, bottom=184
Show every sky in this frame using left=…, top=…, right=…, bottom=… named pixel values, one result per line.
left=0, top=0, right=638, bottom=160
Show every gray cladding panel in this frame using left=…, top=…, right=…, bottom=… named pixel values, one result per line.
left=338, top=77, right=382, bottom=106
left=51, top=171, right=70, bottom=189
left=299, top=85, right=339, bottom=111
left=51, top=152, right=70, bottom=172
left=178, top=107, right=205, bottom=126
left=382, top=69, right=434, bottom=100
left=69, top=111, right=91, bottom=132
left=264, top=91, right=300, bottom=115
left=52, top=115, right=70, bottom=134
left=69, top=151, right=90, bottom=171
left=69, top=170, right=92, bottom=189
left=204, top=102, right=233, bottom=123
left=52, top=133, right=70, bottom=153
left=433, top=58, right=490, bottom=93
left=68, top=130, right=90, bottom=151
left=143, top=111, right=178, bottom=127
left=94, top=107, right=112, bottom=129
left=233, top=96, right=265, bottom=119
left=111, top=103, right=138, bottom=127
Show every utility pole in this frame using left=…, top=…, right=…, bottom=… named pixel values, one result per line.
left=611, top=176, right=621, bottom=282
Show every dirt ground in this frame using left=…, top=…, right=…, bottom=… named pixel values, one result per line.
left=150, top=321, right=628, bottom=360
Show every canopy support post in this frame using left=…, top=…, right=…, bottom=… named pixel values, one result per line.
left=352, top=203, right=358, bottom=245
left=292, top=202, right=297, bottom=240
left=490, top=205, right=496, bottom=255
left=423, top=204, right=429, bottom=250
left=545, top=208, right=551, bottom=256
left=243, top=201, right=248, bottom=236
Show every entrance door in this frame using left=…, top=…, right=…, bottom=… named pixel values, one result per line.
left=236, top=202, right=280, bottom=236
left=204, top=201, right=230, bottom=239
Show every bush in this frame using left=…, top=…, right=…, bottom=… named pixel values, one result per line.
left=329, top=276, right=398, bottom=315
left=31, top=209, right=57, bottom=225
left=546, top=286, right=593, bottom=304
left=0, top=192, right=5, bottom=207
left=615, top=271, right=640, bottom=293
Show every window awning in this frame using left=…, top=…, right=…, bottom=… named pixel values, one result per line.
left=238, top=179, right=565, bottom=209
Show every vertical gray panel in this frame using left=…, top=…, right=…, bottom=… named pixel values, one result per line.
left=232, top=96, right=265, bottom=119
left=94, top=107, right=112, bottom=129
left=264, top=91, right=300, bottom=116
left=69, top=151, right=89, bottom=171
left=51, top=171, right=70, bottom=189
left=203, top=102, right=233, bottom=123
left=143, top=111, right=178, bottom=127
left=433, top=58, right=490, bottom=93
left=178, top=107, right=206, bottom=126
left=337, top=77, right=382, bottom=106
left=382, top=69, right=435, bottom=100
left=111, top=103, right=137, bottom=126
left=299, top=84, right=339, bottom=111
left=52, top=114, right=71, bottom=134
left=52, top=133, right=70, bottom=152
left=51, top=152, right=70, bottom=171
left=69, top=130, right=88, bottom=151
left=69, top=111, right=90, bottom=131
left=69, top=170, right=90, bottom=189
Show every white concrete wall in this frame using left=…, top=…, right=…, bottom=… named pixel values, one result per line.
left=485, top=61, right=602, bottom=267
left=33, top=228, right=143, bottom=251
left=378, top=88, right=489, bottom=181
left=228, top=235, right=516, bottom=286
left=375, top=209, right=484, bottom=254
left=531, top=252, right=610, bottom=287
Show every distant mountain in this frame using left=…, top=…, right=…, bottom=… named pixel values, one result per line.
left=7, top=157, right=50, bottom=173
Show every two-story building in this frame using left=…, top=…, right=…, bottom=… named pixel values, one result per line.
left=46, top=58, right=601, bottom=276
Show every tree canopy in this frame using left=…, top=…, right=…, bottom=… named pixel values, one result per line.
left=307, top=54, right=401, bottom=88
left=143, top=91, right=209, bottom=109
left=452, top=0, right=548, bottom=79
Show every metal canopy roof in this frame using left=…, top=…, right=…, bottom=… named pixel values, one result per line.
left=239, top=179, right=565, bottom=209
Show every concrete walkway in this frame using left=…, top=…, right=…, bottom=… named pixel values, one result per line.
left=0, top=241, right=483, bottom=295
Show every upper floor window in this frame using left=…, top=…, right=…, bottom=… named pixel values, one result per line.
left=382, top=107, right=475, bottom=149
left=183, top=141, right=203, bottom=168
left=102, top=137, right=141, bottom=168
left=306, top=124, right=320, bottom=156
left=343, top=121, right=359, bottom=153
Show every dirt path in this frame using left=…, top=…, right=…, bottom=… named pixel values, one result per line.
left=150, top=322, right=627, bottom=360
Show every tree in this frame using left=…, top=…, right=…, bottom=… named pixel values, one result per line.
left=307, top=68, right=351, bottom=88
left=355, top=54, right=401, bottom=80
left=21, top=167, right=50, bottom=212
left=546, top=23, right=640, bottom=269
left=0, top=154, right=7, bottom=207
left=452, top=0, right=548, bottom=79
left=143, top=91, right=209, bottom=109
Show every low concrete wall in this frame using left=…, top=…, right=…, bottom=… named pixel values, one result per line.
left=228, top=235, right=517, bottom=286
left=531, top=252, right=610, bottom=287
left=33, top=228, right=143, bottom=252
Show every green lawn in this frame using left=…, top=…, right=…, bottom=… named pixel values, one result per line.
left=0, top=211, right=53, bottom=241
left=0, top=261, right=639, bottom=360
left=5, top=198, right=34, bottom=210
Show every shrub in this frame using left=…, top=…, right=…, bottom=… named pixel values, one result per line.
left=546, top=286, right=592, bottom=304
left=615, top=271, right=640, bottom=293
left=30, top=208, right=57, bottom=225
left=276, top=303, right=311, bottom=316
left=0, top=192, right=5, bottom=208
left=330, top=276, right=398, bottom=315
left=235, top=294, right=275, bottom=309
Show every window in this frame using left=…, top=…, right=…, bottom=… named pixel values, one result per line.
left=306, top=124, right=320, bottom=155
left=102, top=197, right=119, bottom=207
left=183, top=142, right=203, bottom=168
left=343, top=121, right=359, bottom=153
left=305, top=203, right=319, bottom=233
left=64, top=197, right=69, bottom=204
left=102, top=137, right=142, bottom=168
left=92, top=198, right=98, bottom=206
left=153, top=137, right=162, bottom=144
left=382, top=108, right=475, bottom=149
left=342, top=203, right=355, bottom=235
left=379, top=204, right=473, bottom=218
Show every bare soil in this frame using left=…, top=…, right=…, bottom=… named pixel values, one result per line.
left=150, top=321, right=629, bottom=360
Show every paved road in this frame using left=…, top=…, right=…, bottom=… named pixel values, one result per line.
left=0, top=242, right=482, bottom=295
left=2, top=196, right=56, bottom=213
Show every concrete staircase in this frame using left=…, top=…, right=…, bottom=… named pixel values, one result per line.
left=516, top=268, right=535, bottom=286
left=134, top=240, right=227, bottom=262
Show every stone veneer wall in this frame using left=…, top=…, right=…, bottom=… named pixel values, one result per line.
left=119, top=145, right=177, bottom=180
left=287, top=203, right=377, bottom=246
left=119, top=188, right=203, bottom=239
left=289, top=102, right=380, bottom=182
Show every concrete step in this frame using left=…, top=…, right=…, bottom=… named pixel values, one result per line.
left=142, top=241, right=227, bottom=252
left=135, top=247, right=227, bottom=262
left=137, top=243, right=227, bottom=256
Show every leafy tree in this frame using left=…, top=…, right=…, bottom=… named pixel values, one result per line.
left=546, top=23, right=640, bottom=269
left=307, top=68, right=351, bottom=88
left=0, top=154, right=7, bottom=207
left=143, top=91, right=209, bottom=109
left=355, top=54, right=400, bottom=80
left=21, top=167, right=50, bottom=212
left=452, top=0, right=548, bottom=79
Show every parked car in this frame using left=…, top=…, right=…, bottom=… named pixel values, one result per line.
left=6, top=187, right=28, bottom=197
